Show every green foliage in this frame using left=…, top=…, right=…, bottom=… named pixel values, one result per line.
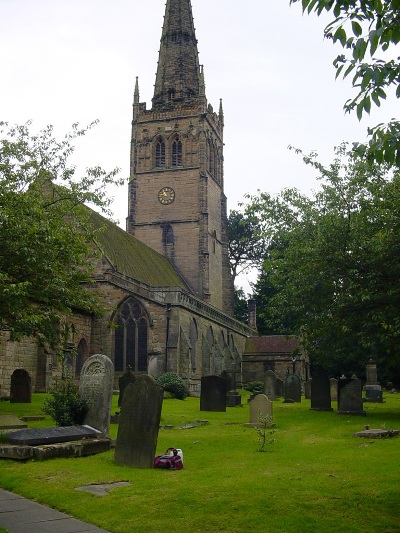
left=290, top=0, right=400, bottom=166
left=249, top=145, right=400, bottom=379
left=0, top=121, right=123, bottom=349
left=243, top=381, right=264, bottom=393
left=156, top=372, right=188, bottom=400
left=42, top=378, right=89, bottom=426
left=233, top=286, right=250, bottom=323
left=254, top=412, right=276, bottom=452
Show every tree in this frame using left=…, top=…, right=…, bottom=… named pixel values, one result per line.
left=228, top=207, right=269, bottom=284
left=0, top=121, right=123, bottom=350
left=249, top=145, right=400, bottom=379
left=291, top=0, right=400, bottom=165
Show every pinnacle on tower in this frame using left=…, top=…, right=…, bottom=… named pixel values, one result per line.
left=152, top=0, right=202, bottom=109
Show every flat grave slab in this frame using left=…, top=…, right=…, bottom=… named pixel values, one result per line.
left=75, top=481, right=131, bottom=496
left=354, top=428, right=399, bottom=439
left=0, top=438, right=111, bottom=461
left=7, top=425, right=102, bottom=445
left=0, top=415, right=28, bottom=430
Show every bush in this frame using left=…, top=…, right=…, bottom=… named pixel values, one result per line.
left=43, top=378, right=89, bottom=426
left=156, top=372, right=188, bottom=400
left=243, top=381, right=264, bottom=393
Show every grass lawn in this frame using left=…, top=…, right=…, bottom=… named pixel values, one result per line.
left=1, top=391, right=400, bottom=532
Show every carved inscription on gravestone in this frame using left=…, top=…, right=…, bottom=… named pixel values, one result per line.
left=79, top=354, right=114, bottom=436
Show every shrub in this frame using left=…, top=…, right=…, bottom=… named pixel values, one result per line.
left=243, top=381, right=264, bottom=393
left=156, top=372, right=188, bottom=400
left=43, top=378, right=89, bottom=426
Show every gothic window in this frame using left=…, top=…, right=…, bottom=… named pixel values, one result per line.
left=114, top=298, right=148, bottom=373
left=172, top=135, right=183, bottom=167
left=75, top=338, right=89, bottom=377
left=163, top=225, right=174, bottom=246
left=155, top=137, right=166, bottom=168
left=189, top=319, right=198, bottom=371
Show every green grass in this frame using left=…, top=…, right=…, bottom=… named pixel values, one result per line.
left=1, top=392, right=400, bottom=532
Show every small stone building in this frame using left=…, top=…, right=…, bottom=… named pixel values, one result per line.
left=242, top=336, right=309, bottom=384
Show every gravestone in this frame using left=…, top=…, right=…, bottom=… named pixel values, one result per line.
left=330, top=378, right=338, bottom=401
left=338, top=378, right=366, bottom=416
left=310, top=370, right=332, bottom=411
left=284, top=374, right=301, bottom=403
left=264, top=370, right=277, bottom=400
left=363, top=359, right=383, bottom=403
left=226, top=390, right=242, bottom=407
left=276, top=378, right=284, bottom=398
left=114, top=376, right=163, bottom=468
left=200, top=375, right=227, bottom=412
left=79, top=354, right=114, bottom=436
left=245, top=394, right=273, bottom=427
left=118, top=367, right=136, bottom=407
left=304, top=379, right=312, bottom=400
left=0, top=415, right=27, bottom=430
left=7, top=425, right=102, bottom=446
left=10, top=369, right=32, bottom=403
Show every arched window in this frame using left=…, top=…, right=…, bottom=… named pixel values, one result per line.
left=75, top=338, right=89, bottom=377
left=164, top=225, right=174, bottom=246
left=172, top=136, right=183, bottom=167
left=114, top=298, right=148, bottom=373
left=155, top=137, right=165, bottom=168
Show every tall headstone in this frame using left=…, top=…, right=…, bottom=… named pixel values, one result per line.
left=310, top=370, right=332, bottom=411
left=79, top=354, right=114, bottom=436
left=363, top=359, right=383, bottom=403
left=245, top=394, right=273, bottom=427
left=264, top=370, right=277, bottom=400
left=337, top=378, right=366, bottom=416
left=330, top=378, right=338, bottom=401
left=200, top=375, right=227, bottom=412
left=114, top=376, right=163, bottom=468
left=284, top=374, right=301, bottom=403
left=10, top=369, right=32, bottom=403
left=118, top=367, right=136, bottom=408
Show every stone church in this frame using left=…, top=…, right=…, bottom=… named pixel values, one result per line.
left=0, top=0, right=256, bottom=397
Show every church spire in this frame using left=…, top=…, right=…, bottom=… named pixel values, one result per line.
left=152, top=0, right=202, bottom=109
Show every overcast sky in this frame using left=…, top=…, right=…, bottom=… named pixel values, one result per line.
left=1, top=0, right=396, bottom=290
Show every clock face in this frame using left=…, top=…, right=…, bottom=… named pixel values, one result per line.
left=158, top=186, right=175, bottom=205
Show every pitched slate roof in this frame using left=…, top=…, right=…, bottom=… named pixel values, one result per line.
left=244, top=335, right=300, bottom=355
left=90, top=210, right=189, bottom=290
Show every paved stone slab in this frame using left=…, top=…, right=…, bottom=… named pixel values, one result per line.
left=75, top=481, right=131, bottom=496
left=0, top=415, right=28, bottom=430
left=7, top=425, right=102, bottom=446
left=0, top=489, right=110, bottom=532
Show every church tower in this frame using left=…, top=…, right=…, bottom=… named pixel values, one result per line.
left=127, top=0, right=234, bottom=315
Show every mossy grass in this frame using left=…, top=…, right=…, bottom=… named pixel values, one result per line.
left=1, top=392, right=400, bottom=532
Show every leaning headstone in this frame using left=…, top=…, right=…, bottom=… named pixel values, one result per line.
left=363, top=359, right=383, bottom=403
left=79, top=354, right=114, bottom=436
left=10, top=369, right=32, bottom=403
left=244, top=394, right=273, bottom=427
left=310, top=370, right=332, bottom=411
left=114, top=376, right=163, bottom=468
left=264, top=370, right=277, bottom=400
left=200, top=375, right=227, bottom=412
left=330, top=378, right=338, bottom=401
left=304, top=379, right=312, bottom=400
left=284, top=374, right=301, bottom=403
left=337, top=378, right=366, bottom=416
left=118, top=367, right=136, bottom=407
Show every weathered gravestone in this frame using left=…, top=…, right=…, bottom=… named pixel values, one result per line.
left=284, top=374, right=301, bottom=403
left=330, top=378, right=338, bottom=401
left=114, top=376, right=163, bottom=468
left=264, top=370, right=277, bottom=401
left=304, top=379, right=312, bottom=400
left=200, top=375, right=227, bottom=412
left=363, top=359, right=383, bottom=403
left=10, top=369, right=32, bottom=403
left=310, top=370, right=332, bottom=411
left=276, top=378, right=284, bottom=398
left=338, top=378, right=366, bottom=416
left=118, top=367, right=136, bottom=407
left=79, top=354, right=114, bottom=436
left=245, top=394, right=273, bottom=427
